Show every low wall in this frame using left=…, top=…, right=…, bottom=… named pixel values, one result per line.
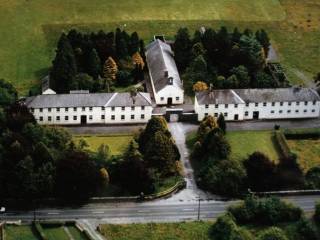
left=253, top=189, right=320, bottom=197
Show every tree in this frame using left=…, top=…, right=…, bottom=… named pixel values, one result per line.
left=217, top=113, right=226, bottom=134
left=244, top=152, right=276, bottom=192
left=103, top=57, right=118, bottom=81
left=197, top=115, right=219, bottom=141
left=295, top=218, right=318, bottom=240
left=224, top=74, right=239, bottom=88
left=129, top=32, right=140, bottom=55
left=306, top=166, right=320, bottom=189
left=173, top=28, right=192, bottom=71
left=315, top=202, right=320, bottom=223
left=314, top=72, right=320, bottom=93
left=73, top=73, right=95, bottom=91
left=32, top=142, right=54, bottom=167
left=116, top=70, right=133, bottom=87
left=200, top=159, right=246, bottom=197
left=0, top=79, right=17, bottom=107
left=86, top=48, right=101, bottom=80
left=115, top=29, right=129, bottom=59
left=132, top=52, right=145, bottom=69
left=192, top=42, right=206, bottom=57
left=99, top=168, right=110, bottom=186
left=5, top=103, right=36, bottom=132
left=230, top=65, right=250, bottom=88
left=193, top=81, right=208, bottom=92
left=50, top=33, right=77, bottom=93
left=257, top=227, right=288, bottom=240
left=255, top=71, right=278, bottom=88
left=255, top=29, right=270, bottom=57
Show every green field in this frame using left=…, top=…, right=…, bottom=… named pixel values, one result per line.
left=1, top=0, right=319, bottom=95
left=5, top=225, right=39, bottom=240
left=74, top=134, right=133, bottom=155
left=226, top=130, right=280, bottom=162
left=287, top=139, right=320, bottom=172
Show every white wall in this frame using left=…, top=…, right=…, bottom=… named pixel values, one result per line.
left=155, top=85, right=184, bottom=105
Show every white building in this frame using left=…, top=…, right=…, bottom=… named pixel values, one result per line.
left=195, top=87, right=320, bottom=121
left=146, top=39, right=184, bottom=105
left=25, top=91, right=153, bottom=125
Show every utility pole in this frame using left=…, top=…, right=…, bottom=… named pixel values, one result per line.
left=197, top=197, right=201, bottom=221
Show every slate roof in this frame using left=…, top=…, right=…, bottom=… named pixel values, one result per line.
left=195, top=90, right=245, bottom=105
left=146, top=40, right=183, bottom=92
left=26, top=92, right=152, bottom=108
left=234, top=88, right=320, bottom=103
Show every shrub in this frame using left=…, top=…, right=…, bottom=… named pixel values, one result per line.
left=257, top=227, right=288, bottom=240
left=274, top=131, right=291, bottom=159
left=283, top=129, right=320, bottom=140
left=295, top=218, right=318, bottom=240
left=314, top=202, right=320, bottom=223
left=306, top=166, right=320, bottom=189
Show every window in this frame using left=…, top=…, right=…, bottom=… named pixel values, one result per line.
left=65, top=116, right=69, bottom=121
left=56, top=116, right=60, bottom=121
left=73, top=107, right=77, bottom=112
left=296, top=102, right=300, bottom=106
left=101, top=107, right=105, bottom=111
left=89, top=107, right=93, bottom=111
left=39, top=108, right=43, bottom=112
left=295, top=110, right=299, bottom=113
left=214, top=113, right=218, bottom=117
left=131, top=106, right=135, bottom=111
left=73, top=116, right=77, bottom=120
left=39, top=116, right=43, bottom=121
left=288, top=102, right=292, bottom=106
left=111, top=107, right=115, bottom=111
left=121, top=106, right=125, bottom=111
left=304, top=101, right=308, bottom=106
left=160, top=97, right=164, bottom=101
left=176, top=97, right=179, bottom=101
left=246, top=103, right=249, bottom=107
left=234, top=104, right=238, bottom=108
left=304, top=109, right=307, bottom=113
left=82, top=107, right=85, bottom=111
left=245, top=111, right=249, bottom=116
left=121, top=115, right=125, bottom=120
left=263, top=102, right=267, bottom=107
left=225, top=104, right=228, bottom=108
left=205, top=104, right=209, bottom=109
left=313, top=101, right=317, bottom=105
left=30, top=108, right=34, bottom=113
left=141, top=106, right=145, bottom=110
left=224, top=112, right=228, bottom=117
left=280, top=102, right=283, bottom=106
left=65, top=107, right=69, bottom=112
left=48, top=116, right=52, bottom=121
left=89, top=115, right=93, bottom=120
left=101, top=115, right=105, bottom=120
left=287, top=110, right=291, bottom=113
left=272, top=102, right=275, bottom=107
left=312, top=109, right=315, bottom=113
left=141, top=114, right=145, bottom=119
left=215, top=104, right=219, bottom=108
left=56, top=108, right=60, bottom=112
left=205, top=113, right=209, bottom=117
left=111, top=115, right=115, bottom=120
left=271, top=110, right=275, bottom=114
left=48, top=108, right=52, bottom=112
left=279, top=110, right=283, bottom=114
left=131, top=115, right=135, bottom=120
left=255, top=103, right=258, bottom=107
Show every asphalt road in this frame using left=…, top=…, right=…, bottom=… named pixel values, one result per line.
left=1, top=196, right=318, bottom=223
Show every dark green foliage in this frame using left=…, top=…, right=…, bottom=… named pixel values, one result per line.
left=295, top=218, right=318, bottom=240
left=256, top=29, right=271, bottom=56
left=129, top=32, right=140, bottom=55
left=283, top=128, right=320, bottom=140
left=199, top=159, right=246, bottom=197
left=230, top=65, right=250, bottom=88
left=255, top=71, right=278, bottom=88
left=306, top=167, right=320, bottom=189
left=197, top=115, right=219, bottom=141
left=5, top=103, right=35, bottom=132
left=228, top=196, right=303, bottom=225
left=0, top=79, right=17, bottom=107
left=173, top=28, right=192, bottom=71
left=243, top=152, right=276, bottom=192
left=116, top=70, right=134, bottom=87
left=257, top=227, right=288, bottom=240
left=210, top=214, right=254, bottom=240
left=217, top=113, right=226, bottom=134
left=72, top=73, right=95, bottom=91
left=86, top=48, right=101, bottom=79
left=315, top=202, right=320, bottom=223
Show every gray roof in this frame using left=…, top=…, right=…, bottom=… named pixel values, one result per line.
left=196, top=90, right=245, bottom=105
left=26, top=92, right=152, bottom=108
left=146, top=40, right=183, bottom=92
left=234, top=88, right=320, bottom=103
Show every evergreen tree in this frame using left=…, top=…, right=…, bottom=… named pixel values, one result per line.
left=217, top=113, right=226, bottom=134
left=86, top=48, right=101, bottom=79
left=173, top=28, right=192, bottom=71
left=197, top=115, right=219, bottom=141
left=103, top=57, right=118, bottom=81
left=50, top=33, right=77, bottom=93
left=231, top=27, right=242, bottom=43
left=129, top=32, right=140, bottom=55
left=0, top=79, right=17, bottom=107
left=230, top=65, right=250, bottom=88
left=115, top=29, right=129, bottom=59
left=255, top=29, right=270, bottom=57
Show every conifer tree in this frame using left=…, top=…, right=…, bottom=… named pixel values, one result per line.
left=129, top=32, right=140, bottom=55
left=86, top=48, right=101, bottom=80
left=217, top=113, right=226, bottom=134
left=103, top=57, right=118, bottom=81
left=132, top=52, right=145, bottom=69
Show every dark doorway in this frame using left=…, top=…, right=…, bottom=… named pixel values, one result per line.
left=81, top=115, right=87, bottom=125
left=253, top=111, right=259, bottom=120
left=167, top=97, right=173, bottom=105
left=234, top=114, right=239, bottom=121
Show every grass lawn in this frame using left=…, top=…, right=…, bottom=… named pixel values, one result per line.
left=73, top=134, right=133, bottom=155
left=42, top=226, right=69, bottom=240
left=5, top=225, right=40, bottom=240
left=226, top=130, right=280, bottom=162
left=99, top=221, right=213, bottom=240
left=1, top=0, right=319, bottom=95
left=67, top=226, right=88, bottom=240
left=287, top=139, right=320, bottom=172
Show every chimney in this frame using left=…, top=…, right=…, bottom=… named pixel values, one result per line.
left=164, top=70, right=168, bottom=78
left=209, top=84, right=214, bottom=98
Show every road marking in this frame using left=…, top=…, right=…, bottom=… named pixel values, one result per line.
left=183, top=208, right=195, bottom=211
left=47, top=212, right=60, bottom=215
left=92, top=211, right=105, bottom=214
left=138, top=210, right=150, bottom=213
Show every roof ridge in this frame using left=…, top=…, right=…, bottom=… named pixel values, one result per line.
left=138, top=92, right=152, bottom=105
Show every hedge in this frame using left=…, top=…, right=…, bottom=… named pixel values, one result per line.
left=274, top=131, right=291, bottom=158
left=33, top=222, right=47, bottom=240
left=283, top=129, right=320, bottom=140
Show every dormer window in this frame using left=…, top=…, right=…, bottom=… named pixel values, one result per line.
left=168, top=77, right=173, bottom=85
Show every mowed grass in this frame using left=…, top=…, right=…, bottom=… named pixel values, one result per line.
left=99, top=221, right=213, bottom=240
left=287, top=139, right=320, bottom=172
left=74, top=134, right=133, bottom=155
left=2, top=0, right=319, bottom=95
left=42, top=226, right=69, bottom=240
left=67, top=226, right=88, bottom=240
left=5, top=225, right=40, bottom=240
left=226, top=131, right=280, bottom=162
